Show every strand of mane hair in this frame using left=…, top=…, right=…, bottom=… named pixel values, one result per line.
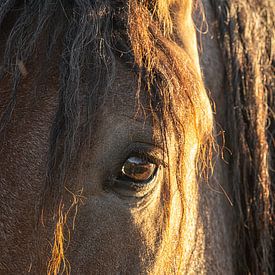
left=210, top=0, right=274, bottom=273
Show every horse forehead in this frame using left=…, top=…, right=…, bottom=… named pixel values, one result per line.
left=104, top=69, right=138, bottom=110
left=95, top=63, right=149, bottom=122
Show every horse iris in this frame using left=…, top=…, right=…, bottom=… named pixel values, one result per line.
left=121, top=157, right=157, bottom=182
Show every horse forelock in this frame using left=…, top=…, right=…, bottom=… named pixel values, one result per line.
left=0, top=1, right=214, bottom=273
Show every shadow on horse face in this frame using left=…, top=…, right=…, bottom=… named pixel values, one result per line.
left=1, top=0, right=273, bottom=274
left=61, top=63, right=170, bottom=274
left=0, top=1, right=216, bottom=274
left=0, top=55, right=203, bottom=274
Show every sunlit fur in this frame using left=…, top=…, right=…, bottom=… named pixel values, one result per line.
left=0, top=0, right=273, bottom=274
left=0, top=1, right=213, bottom=273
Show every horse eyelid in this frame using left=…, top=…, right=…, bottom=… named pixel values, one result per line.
left=124, top=150, right=167, bottom=168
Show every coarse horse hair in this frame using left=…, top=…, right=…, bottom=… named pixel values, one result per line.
left=0, top=0, right=273, bottom=274
left=210, top=0, right=274, bottom=273
left=0, top=1, right=213, bottom=273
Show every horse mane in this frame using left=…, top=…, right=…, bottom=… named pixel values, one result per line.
left=210, top=0, right=274, bottom=273
left=0, top=0, right=273, bottom=274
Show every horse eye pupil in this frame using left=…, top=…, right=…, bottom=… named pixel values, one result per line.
left=122, top=157, right=156, bottom=182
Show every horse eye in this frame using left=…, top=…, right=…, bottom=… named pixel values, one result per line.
left=121, top=156, right=157, bottom=183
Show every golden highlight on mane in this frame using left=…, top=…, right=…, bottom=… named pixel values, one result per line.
left=47, top=203, right=70, bottom=275
left=0, top=0, right=273, bottom=273
left=128, top=0, right=214, bottom=272
left=48, top=188, right=84, bottom=275
left=128, top=0, right=214, bottom=183
left=47, top=1, right=214, bottom=273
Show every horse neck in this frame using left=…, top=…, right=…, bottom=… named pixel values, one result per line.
left=190, top=0, right=235, bottom=272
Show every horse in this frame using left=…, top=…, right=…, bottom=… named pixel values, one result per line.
left=0, top=0, right=273, bottom=274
